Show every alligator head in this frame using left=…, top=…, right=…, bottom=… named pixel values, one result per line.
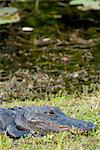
left=15, top=106, right=95, bottom=135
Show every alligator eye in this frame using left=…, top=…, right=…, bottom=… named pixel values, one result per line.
left=48, top=110, right=55, bottom=115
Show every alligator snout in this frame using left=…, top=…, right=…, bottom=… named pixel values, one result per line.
left=55, top=116, right=95, bottom=133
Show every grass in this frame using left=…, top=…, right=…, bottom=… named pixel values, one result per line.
left=0, top=91, right=100, bottom=150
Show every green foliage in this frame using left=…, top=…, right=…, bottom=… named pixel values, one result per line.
left=0, top=134, right=10, bottom=150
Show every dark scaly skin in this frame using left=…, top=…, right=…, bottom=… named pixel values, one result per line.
left=0, top=106, right=95, bottom=138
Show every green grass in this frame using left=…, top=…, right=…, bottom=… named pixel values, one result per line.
left=0, top=91, right=100, bottom=150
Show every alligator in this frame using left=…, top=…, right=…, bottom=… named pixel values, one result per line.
left=0, top=106, right=95, bottom=138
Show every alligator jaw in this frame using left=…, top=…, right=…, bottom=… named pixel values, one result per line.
left=51, top=117, right=95, bottom=134
left=30, top=117, right=95, bottom=134
left=52, top=124, right=92, bottom=134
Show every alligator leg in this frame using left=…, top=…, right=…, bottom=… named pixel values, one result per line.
left=7, top=124, right=30, bottom=138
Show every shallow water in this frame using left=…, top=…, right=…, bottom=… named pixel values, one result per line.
left=0, top=2, right=100, bottom=100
